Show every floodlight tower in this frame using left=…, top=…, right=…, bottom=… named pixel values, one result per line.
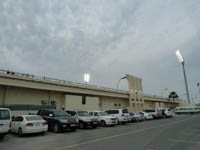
left=176, top=50, right=191, bottom=104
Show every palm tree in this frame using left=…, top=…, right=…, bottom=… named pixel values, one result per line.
left=168, top=91, right=179, bottom=102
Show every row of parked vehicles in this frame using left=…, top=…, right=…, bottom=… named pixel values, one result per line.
left=0, top=107, right=174, bottom=140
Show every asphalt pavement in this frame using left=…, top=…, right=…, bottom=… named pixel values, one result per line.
left=1, top=115, right=200, bottom=150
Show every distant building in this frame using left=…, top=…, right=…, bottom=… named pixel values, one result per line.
left=0, top=70, right=181, bottom=115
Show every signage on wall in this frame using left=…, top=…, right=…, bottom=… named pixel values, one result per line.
left=41, top=100, right=56, bottom=105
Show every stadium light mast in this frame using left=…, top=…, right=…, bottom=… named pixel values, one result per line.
left=176, top=50, right=191, bottom=104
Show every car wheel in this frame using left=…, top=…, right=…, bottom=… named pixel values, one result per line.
left=79, top=122, right=84, bottom=129
left=41, top=132, right=45, bottom=135
left=101, top=121, right=106, bottom=127
left=18, top=128, right=23, bottom=137
left=71, top=128, right=76, bottom=131
left=93, top=125, right=97, bottom=128
left=0, top=135, right=4, bottom=140
left=53, top=123, right=60, bottom=133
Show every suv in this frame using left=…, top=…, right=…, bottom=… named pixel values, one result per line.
left=143, top=109, right=163, bottom=119
left=89, top=111, right=118, bottom=127
left=37, top=109, right=78, bottom=133
left=105, top=109, right=130, bottom=124
left=157, top=108, right=174, bottom=118
left=66, top=110, right=98, bottom=129
left=0, top=108, right=11, bottom=139
left=129, top=112, right=143, bottom=122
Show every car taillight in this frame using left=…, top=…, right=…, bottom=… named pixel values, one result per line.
left=121, top=114, right=125, bottom=117
left=9, top=121, right=12, bottom=128
left=26, top=123, right=33, bottom=127
left=43, top=122, right=48, bottom=126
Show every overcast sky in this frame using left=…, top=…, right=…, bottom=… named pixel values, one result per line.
left=0, top=0, right=200, bottom=103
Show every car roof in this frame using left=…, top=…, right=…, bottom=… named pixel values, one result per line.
left=0, top=108, right=10, bottom=111
left=16, top=115, right=40, bottom=117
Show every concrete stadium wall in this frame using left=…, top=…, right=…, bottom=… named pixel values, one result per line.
left=0, top=85, right=65, bottom=110
left=65, top=95, right=100, bottom=111
left=101, top=96, right=129, bottom=111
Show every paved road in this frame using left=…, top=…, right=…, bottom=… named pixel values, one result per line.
left=1, top=115, right=200, bottom=150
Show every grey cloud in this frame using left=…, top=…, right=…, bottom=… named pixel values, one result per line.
left=0, top=0, right=200, bottom=103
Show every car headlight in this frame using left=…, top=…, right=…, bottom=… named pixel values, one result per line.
left=76, top=119, right=79, bottom=123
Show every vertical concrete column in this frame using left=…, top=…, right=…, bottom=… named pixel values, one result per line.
left=3, top=86, right=9, bottom=105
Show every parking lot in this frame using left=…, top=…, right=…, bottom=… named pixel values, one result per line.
left=1, top=115, right=200, bottom=150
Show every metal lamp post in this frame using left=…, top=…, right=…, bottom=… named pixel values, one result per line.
left=176, top=50, right=191, bottom=104
left=197, top=83, right=200, bottom=97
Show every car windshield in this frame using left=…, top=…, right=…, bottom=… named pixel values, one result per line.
left=144, top=110, right=155, bottom=113
left=122, top=109, right=128, bottom=113
left=0, top=110, right=10, bottom=120
left=77, top=111, right=90, bottom=116
left=53, top=110, right=68, bottom=117
left=26, top=116, right=42, bottom=121
left=99, top=112, right=109, bottom=116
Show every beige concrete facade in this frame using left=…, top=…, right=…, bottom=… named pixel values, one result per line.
left=0, top=71, right=182, bottom=115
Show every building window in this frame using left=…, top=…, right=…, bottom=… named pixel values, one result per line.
left=41, top=100, right=47, bottom=105
left=51, top=100, right=56, bottom=105
left=114, top=104, right=117, bottom=107
left=82, top=96, right=86, bottom=105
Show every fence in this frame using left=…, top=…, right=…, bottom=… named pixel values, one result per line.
left=0, top=104, right=56, bottom=111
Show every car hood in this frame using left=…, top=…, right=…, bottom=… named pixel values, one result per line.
left=54, top=116, right=77, bottom=123
left=78, top=116, right=97, bottom=121
left=102, top=116, right=116, bottom=119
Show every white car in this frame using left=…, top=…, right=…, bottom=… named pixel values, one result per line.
left=11, top=115, right=48, bottom=136
left=0, top=108, right=11, bottom=139
left=158, top=108, right=174, bottom=118
left=139, top=111, right=153, bottom=120
left=105, top=109, right=130, bottom=124
left=89, top=111, right=118, bottom=127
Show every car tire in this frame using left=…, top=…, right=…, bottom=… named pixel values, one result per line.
left=53, top=123, right=60, bottom=133
left=0, top=135, right=4, bottom=140
left=70, top=128, right=76, bottom=131
left=18, top=128, right=23, bottom=137
left=41, top=132, right=45, bottom=135
left=117, top=119, right=121, bottom=125
left=79, top=122, right=84, bottom=129
left=101, top=121, right=106, bottom=127
left=93, top=125, right=97, bottom=128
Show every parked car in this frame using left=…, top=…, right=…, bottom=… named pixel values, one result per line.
left=37, top=109, right=78, bottom=133
left=137, top=112, right=146, bottom=121
left=143, top=109, right=163, bottom=119
left=105, top=109, right=130, bottom=124
left=66, top=110, right=98, bottom=129
left=11, top=115, right=48, bottom=136
left=129, top=112, right=141, bottom=122
left=139, top=111, right=153, bottom=120
left=157, top=108, right=174, bottom=118
left=0, top=108, right=11, bottom=139
left=89, top=111, right=118, bottom=127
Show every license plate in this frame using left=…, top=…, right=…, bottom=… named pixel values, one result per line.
left=35, top=123, right=41, bottom=126
left=70, top=124, right=76, bottom=127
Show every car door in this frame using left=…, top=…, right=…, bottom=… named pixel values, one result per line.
left=14, top=116, right=24, bottom=132
left=94, top=112, right=100, bottom=121
left=46, top=111, right=54, bottom=129
left=0, top=109, right=11, bottom=133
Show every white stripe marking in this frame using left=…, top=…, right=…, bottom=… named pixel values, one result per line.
left=55, top=118, right=193, bottom=150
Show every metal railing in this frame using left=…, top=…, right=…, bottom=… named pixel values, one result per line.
left=0, top=69, right=128, bottom=94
